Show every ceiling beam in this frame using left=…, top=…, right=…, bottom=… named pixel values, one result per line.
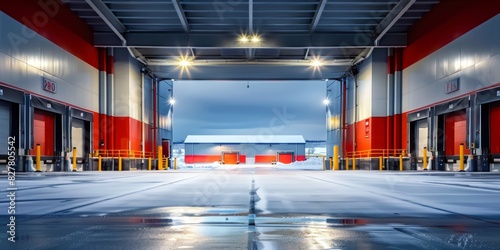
left=85, top=0, right=147, bottom=64
left=94, top=32, right=407, bottom=48
left=353, top=0, right=415, bottom=64
left=249, top=0, right=253, bottom=33
left=374, top=0, right=416, bottom=43
left=310, top=0, right=327, bottom=32
left=171, top=0, right=190, bottom=33
left=85, top=0, right=126, bottom=42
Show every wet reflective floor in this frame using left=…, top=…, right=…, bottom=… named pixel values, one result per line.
left=1, top=168, right=500, bottom=249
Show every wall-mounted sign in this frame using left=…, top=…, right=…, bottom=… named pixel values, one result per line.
left=364, top=120, right=370, bottom=138
left=445, top=78, right=459, bottom=94
left=42, top=78, right=57, bottom=94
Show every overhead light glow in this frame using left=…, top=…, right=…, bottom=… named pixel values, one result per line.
left=169, top=98, right=176, bottom=105
left=239, top=36, right=249, bottom=42
left=323, top=99, right=330, bottom=105
left=179, top=59, right=191, bottom=67
left=311, top=59, right=323, bottom=67
left=251, top=36, right=261, bottom=42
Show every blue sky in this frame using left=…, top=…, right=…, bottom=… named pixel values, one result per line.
left=173, top=80, right=327, bottom=141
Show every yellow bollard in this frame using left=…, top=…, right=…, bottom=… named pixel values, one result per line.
left=98, top=156, right=102, bottom=172
left=157, top=146, right=163, bottom=170
left=322, top=156, right=326, bottom=171
left=379, top=156, right=383, bottom=171
left=165, top=157, right=169, bottom=170
left=329, top=157, right=333, bottom=171
left=459, top=144, right=465, bottom=172
left=35, top=144, right=41, bottom=172
left=118, top=157, right=122, bottom=171
left=353, top=157, right=356, bottom=170
left=174, top=158, right=177, bottom=170
left=148, top=157, right=152, bottom=171
left=399, top=154, right=403, bottom=171
left=423, top=147, right=428, bottom=170
left=72, top=147, right=77, bottom=172
left=333, top=145, right=339, bottom=171
left=345, top=157, right=349, bottom=170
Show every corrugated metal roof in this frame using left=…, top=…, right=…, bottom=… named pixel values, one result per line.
left=185, top=135, right=306, bottom=144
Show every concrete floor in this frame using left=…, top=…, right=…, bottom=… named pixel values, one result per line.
left=1, top=168, right=500, bottom=249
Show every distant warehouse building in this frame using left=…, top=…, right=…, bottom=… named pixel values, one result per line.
left=184, top=135, right=306, bottom=164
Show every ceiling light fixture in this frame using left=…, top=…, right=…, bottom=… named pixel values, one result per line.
left=169, top=98, right=176, bottom=105
left=323, top=99, right=330, bottom=105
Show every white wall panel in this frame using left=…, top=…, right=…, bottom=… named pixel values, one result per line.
left=0, top=12, right=98, bottom=112
left=0, top=53, right=12, bottom=84
left=403, top=14, right=500, bottom=112
left=491, top=54, right=500, bottom=84
left=474, top=58, right=491, bottom=88
left=357, top=58, right=372, bottom=121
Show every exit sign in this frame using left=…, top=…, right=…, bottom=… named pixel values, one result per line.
left=42, top=78, right=57, bottom=94
left=445, top=78, right=459, bottom=94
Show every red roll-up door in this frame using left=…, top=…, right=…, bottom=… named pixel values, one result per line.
left=32, top=109, right=55, bottom=156
left=223, top=153, right=238, bottom=164
left=278, top=153, right=293, bottom=164
left=445, top=110, right=470, bottom=156
left=490, top=102, right=500, bottom=154
left=162, top=140, right=170, bottom=158
left=255, top=155, right=276, bottom=164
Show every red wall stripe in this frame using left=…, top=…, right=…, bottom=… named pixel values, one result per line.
left=490, top=102, right=500, bottom=154
left=185, top=155, right=222, bottom=164
left=98, top=48, right=107, bottom=72
left=403, top=0, right=500, bottom=69
left=296, top=155, right=306, bottom=161
left=106, top=55, right=114, bottom=74
left=0, top=0, right=99, bottom=69
left=387, top=56, right=395, bottom=74
left=255, top=155, right=277, bottom=164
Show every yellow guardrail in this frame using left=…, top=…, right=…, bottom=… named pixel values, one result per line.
left=92, top=150, right=155, bottom=159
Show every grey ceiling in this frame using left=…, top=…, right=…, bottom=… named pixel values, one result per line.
left=67, top=0, right=439, bottom=80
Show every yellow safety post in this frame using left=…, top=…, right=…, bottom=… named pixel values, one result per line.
left=333, top=145, right=339, bottom=171
left=459, top=143, right=465, bottom=172
left=399, top=154, right=403, bottom=171
left=165, top=157, right=169, bottom=170
left=157, top=146, right=163, bottom=170
left=353, top=157, right=356, bottom=170
left=72, top=147, right=77, bottom=172
left=118, top=157, right=122, bottom=171
left=148, top=157, right=152, bottom=171
left=98, top=156, right=102, bottom=172
left=174, top=158, right=177, bottom=170
left=35, top=144, right=41, bottom=172
left=345, top=157, right=349, bottom=170
left=423, top=147, right=428, bottom=170
left=379, top=156, right=383, bottom=171
left=322, top=156, right=326, bottom=171
left=329, top=157, right=333, bottom=171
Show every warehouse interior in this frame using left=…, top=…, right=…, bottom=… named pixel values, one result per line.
left=0, top=0, right=499, bottom=172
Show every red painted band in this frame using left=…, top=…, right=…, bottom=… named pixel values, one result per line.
left=0, top=0, right=98, bottom=69
left=403, top=0, right=500, bottom=69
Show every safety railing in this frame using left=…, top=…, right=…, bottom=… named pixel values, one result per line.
left=345, top=149, right=408, bottom=159
left=92, top=150, right=155, bottom=159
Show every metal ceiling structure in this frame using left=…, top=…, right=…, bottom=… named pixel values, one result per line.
left=68, top=0, right=439, bottom=80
